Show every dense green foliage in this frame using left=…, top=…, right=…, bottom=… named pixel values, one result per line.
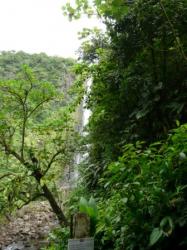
left=79, top=0, right=187, bottom=190
left=95, top=125, right=187, bottom=249
left=63, top=0, right=187, bottom=249
left=0, top=1, right=187, bottom=249
left=0, top=51, right=75, bottom=88
left=0, top=58, right=82, bottom=224
left=42, top=227, right=70, bottom=250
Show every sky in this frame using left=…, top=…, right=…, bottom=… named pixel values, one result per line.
left=0, top=0, right=103, bottom=58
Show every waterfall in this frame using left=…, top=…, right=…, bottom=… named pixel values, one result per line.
left=61, top=78, right=91, bottom=189
left=72, top=78, right=92, bottom=182
left=82, top=78, right=92, bottom=128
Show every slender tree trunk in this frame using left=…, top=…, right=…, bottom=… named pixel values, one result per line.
left=33, top=169, right=68, bottom=226
left=42, top=184, right=68, bottom=226
left=4, top=143, right=69, bottom=226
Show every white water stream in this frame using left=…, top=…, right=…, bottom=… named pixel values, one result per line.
left=72, top=78, right=92, bottom=182
left=62, top=78, right=92, bottom=188
left=82, top=78, right=92, bottom=128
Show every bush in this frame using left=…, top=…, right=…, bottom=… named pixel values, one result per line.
left=58, top=124, right=187, bottom=250
left=42, top=227, right=70, bottom=250
left=94, top=124, right=187, bottom=249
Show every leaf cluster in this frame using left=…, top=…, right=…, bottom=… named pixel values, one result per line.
left=94, top=124, right=187, bottom=249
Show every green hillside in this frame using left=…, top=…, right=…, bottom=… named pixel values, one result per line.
left=0, top=51, right=75, bottom=88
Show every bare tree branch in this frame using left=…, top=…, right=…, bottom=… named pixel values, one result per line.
left=27, top=98, right=52, bottom=118
left=21, top=115, right=27, bottom=160
left=1, top=139, right=25, bottom=164
left=3, top=87, right=27, bottom=159
left=6, top=88, right=24, bottom=106
left=43, top=149, right=64, bottom=176
left=20, top=82, right=34, bottom=159
left=23, top=69, right=33, bottom=93
left=16, top=192, right=44, bottom=210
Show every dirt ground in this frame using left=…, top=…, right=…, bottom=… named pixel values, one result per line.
left=0, top=201, right=58, bottom=250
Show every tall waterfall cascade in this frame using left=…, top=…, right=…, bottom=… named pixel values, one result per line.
left=61, top=78, right=92, bottom=190
left=82, top=78, right=92, bottom=128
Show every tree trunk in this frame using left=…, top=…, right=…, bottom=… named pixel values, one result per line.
left=33, top=169, right=68, bottom=226
left=5, top=146, right=69, bottom=226
left=42, top=184, right=68, bottom=226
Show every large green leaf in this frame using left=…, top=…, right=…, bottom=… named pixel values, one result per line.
left=79, top=196, right=88, bottom=213
left=149, top=228, right=163, bottom=246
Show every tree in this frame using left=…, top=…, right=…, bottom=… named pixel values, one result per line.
left=0, top=65, right=82, bottom=225
left=63, top=0, right=187, bottom=189
left=62, top=1, right=187, bottom=249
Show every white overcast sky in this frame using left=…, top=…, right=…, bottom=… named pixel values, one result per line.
left=0, top=0, right=103, bottom=58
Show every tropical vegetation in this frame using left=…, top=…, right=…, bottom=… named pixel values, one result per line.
left=0, top=1, right=187, bottom=249
left=62, top=0, right=187, bottom=249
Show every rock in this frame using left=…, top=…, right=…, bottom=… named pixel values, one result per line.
left=0, top=201, right=58, bottom=250
left=73, top=212, right=90, bottom=239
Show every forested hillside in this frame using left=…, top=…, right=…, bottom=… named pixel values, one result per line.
left=62, top=1, right=187, bottom=250
left=0, top=51, right=75, bottom=88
